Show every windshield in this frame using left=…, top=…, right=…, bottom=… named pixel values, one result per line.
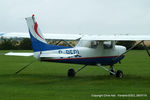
left=103, top=41, right=113, bottom=49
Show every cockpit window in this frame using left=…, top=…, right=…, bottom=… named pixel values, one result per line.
left=76, top=40, right=100, bottom=48
left=103, top=41, right=113, bottom=49
left=91, top=41, right=100, bottom=48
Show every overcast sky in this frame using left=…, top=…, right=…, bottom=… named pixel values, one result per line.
left=0, top=0, right=150, bottom=35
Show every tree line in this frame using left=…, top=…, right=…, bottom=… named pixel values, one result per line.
left=0, top=37, right=32, bottom=50
left=0, top=37, right=149, bottom=50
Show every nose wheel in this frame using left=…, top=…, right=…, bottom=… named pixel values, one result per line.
left=116, top=70, right=123, bottom=78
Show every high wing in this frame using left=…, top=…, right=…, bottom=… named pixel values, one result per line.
left=1, top=32, right=150, bottom=41
left=0, top=32, right=82, bottom=40
left=0, top=32, right=29, bottom=38
left=82, top=34, right=150, bottom=41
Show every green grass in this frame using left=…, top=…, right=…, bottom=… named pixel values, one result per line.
left=0, top=50, right=150, bottom=100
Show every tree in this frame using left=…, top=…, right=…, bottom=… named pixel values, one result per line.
left=0, top=37, right=18, bottom=50
left=19, top=38, right=32, bottom=50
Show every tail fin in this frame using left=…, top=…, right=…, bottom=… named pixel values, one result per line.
left=25, top=15, right=68, bottom=52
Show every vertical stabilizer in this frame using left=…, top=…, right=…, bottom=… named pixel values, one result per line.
left=25, top=15, right=68, bottom=52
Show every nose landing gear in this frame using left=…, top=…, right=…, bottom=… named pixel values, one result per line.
left=97, top=64, right=123, bottom=78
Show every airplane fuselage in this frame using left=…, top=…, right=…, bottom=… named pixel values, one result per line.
left=34, top=42, right=126, bottom=66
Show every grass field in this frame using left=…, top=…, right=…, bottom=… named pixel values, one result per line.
left=0, top=50, right=150, bottom=100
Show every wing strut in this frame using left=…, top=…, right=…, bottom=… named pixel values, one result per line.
left=142, top=42, right=150, bottom=56
left=15, top=60, right=36, bottom=74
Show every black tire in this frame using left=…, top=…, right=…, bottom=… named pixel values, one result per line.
left=68, top=68, right=75, bottom=77
left=116, top=70, right=123, bottom=78
left=110, top=69, right=115, bottom=75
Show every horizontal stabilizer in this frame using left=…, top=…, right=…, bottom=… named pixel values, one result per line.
left=5, top=52, right=33, bottom=56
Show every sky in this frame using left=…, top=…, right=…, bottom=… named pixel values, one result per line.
left=0, top=0, right=150, bottom=35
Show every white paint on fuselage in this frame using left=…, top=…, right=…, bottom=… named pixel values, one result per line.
left=33, top=41, right=126, bottom=60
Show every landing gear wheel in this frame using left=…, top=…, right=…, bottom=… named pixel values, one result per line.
left=110, top=69, right=115, bottom=75
left=68, top=68, right=75, bottom=77
left=116, top=70, right=123, bottom=78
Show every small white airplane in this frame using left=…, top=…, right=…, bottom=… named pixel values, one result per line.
left=2, top=15, right=150, bottom=78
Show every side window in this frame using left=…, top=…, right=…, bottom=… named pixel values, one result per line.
left=91, top=41, right=99, bottom=48
left=103, top=41, right=113, bottom=49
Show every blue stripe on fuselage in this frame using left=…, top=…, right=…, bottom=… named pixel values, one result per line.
left=29, top=30, right=71, bottom=52
left=41, top=56, right=125, bottom=65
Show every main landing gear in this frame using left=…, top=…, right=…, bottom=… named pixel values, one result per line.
left=67, top=65, right=87, bottom=77
left=68, top=68, right=76, bottom=77
left=97, top=64, right=123, bottom=78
